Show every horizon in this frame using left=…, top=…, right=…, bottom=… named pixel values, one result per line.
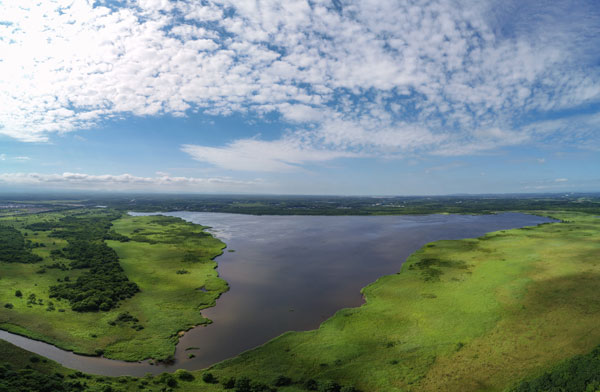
left=0, top=190, right=597, bottom=199
left=1, top=1, right=599, bottom=194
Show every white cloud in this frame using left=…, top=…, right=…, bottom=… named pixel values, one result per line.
left=182, top=134, right=360, bottom=172
left=0, top=0, right=598, bottom=164
left=519, top=177, right=598, bottom=191
left=0, top=172, right=261, bottom=191
left=0, top=154, right=31, bottom=162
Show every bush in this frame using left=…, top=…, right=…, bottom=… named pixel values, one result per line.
left=202, top=372, right=216, bottom=383
left=235, top=377, right=251, bottom=392
left=304, top=379, right=319, bottom=390
left=223, top=377, right=236, bottom=389
left=15, top=290, right=22, bottom=298
left=273, top=375, right=292, bottom=386
left=4, top=303, right=14, bottom=309
left=175, top=369, right=194, bottom=381
left=321, top=381, right=341, bottom=392
left=158, top=373, right=177, bottom=388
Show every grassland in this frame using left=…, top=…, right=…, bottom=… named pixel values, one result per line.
left=0, top=210, right=228, bottom=361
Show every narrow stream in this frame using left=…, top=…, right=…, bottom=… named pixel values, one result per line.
left=0, top=212, right=554, bottom=376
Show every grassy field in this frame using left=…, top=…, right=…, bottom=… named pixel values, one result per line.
left=0, top=210, right=228, bottom=361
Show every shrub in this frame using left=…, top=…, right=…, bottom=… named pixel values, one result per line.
left=4, top=303, right=14, bottom=309
left=176, top=369, right=194, bottom=381
left=223, top=377, right=236, bottom=389
left=202, top=372, right=216, bottom=384
left=157, top=373, right=177, bottom=388
left=321, top=381, right=341, bottom=392
left=304, top=379, right=319, bottom=390
left=235, top=377, right=251, bottom=392
left=15, top=290, right=22, bottom=298
left=273, top=375, right=292, bottom=386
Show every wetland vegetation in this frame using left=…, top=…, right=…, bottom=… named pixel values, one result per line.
left=0, top=208, right=227, bottom=361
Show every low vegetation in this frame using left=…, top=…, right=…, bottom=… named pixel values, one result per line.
left=0, top=209, right=227, bottom=361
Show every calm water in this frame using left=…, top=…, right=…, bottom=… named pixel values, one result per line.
left=0, top=212, right=553, bottom=376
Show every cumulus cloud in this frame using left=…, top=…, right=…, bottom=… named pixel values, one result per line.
left=0, top=172, right=261, bottom=191
left=0, top=0, right=599, bottom=165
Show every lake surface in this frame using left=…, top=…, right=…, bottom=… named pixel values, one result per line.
left=0, top=212, right=554, bottom=376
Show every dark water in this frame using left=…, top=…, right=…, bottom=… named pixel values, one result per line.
left=0, top=212, right=553, bottom=376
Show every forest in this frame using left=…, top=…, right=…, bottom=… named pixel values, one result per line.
left=29, top=212, right=140, bottom=312
left=0, top=225, right=43, bottom=264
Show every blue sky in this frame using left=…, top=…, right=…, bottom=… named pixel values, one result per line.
left=0, top=0, right=599, bottom=195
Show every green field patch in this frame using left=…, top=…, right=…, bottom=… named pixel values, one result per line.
left=0, top=210, right=227, bottom=361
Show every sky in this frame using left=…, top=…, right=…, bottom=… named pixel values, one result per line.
left=0, top=0, right=599, bottom=195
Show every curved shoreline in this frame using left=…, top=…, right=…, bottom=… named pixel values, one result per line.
left=0, top=211, right=229, bottom=366
left=0, top=212, right=556, bottom=376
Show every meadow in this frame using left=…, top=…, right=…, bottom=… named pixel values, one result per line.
left=0, top=210, right=227, bottom=361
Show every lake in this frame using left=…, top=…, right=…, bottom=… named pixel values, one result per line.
left=0, top=212, right=554, bottom=376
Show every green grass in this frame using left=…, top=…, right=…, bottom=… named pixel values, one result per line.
left=0, top=211, right=227, bottom=361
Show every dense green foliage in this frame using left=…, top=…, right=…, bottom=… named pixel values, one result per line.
left=0, top=363, right=85, bottom=392
left=46, top=213, right=139, bottom=312
left=3, top=193, right=600, bottom=216
left=511, top=345, right=600, bottom=392
left=0, top=225, right=43, bottom=263
left=81, top=193, right=600, bottom=215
